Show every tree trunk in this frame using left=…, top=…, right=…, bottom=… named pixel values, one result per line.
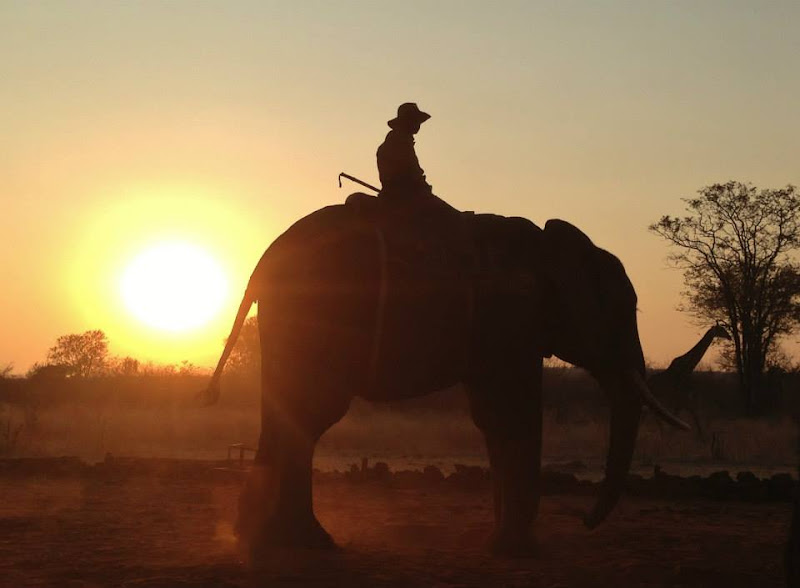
left=741, top=335, right=765, bottom=417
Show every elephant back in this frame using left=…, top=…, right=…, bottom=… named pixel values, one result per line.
left=255, top=203, right=476, bottom=401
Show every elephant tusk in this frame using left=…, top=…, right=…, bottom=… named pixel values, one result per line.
left=628, top=370, right=691, bottom=431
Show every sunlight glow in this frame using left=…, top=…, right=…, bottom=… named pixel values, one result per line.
left=120, top=242, right=229, bottom=333
left=66, top=185, right=265, bottom=366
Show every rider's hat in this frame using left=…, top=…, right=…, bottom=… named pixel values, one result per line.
left=388, top=103, right=431, bottom=129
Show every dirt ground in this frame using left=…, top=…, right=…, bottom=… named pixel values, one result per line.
left=0, top=472, right=790, bottom=588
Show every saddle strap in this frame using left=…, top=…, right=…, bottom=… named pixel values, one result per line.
left=369, top=226, right=389, bottom=391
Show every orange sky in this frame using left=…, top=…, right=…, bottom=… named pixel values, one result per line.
left=1, top=1, right=799, bottom=372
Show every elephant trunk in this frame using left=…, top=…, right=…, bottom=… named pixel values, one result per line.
left=583, top=368, right=689, bottom=529
left=584, top=371, right=642, bottom=529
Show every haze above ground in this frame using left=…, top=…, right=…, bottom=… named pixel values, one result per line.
left=1, top=1, right=798, bottom=370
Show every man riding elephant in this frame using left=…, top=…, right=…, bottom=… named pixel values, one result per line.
left=343, top=102, right=470, bottom=270
left=376, top=102, right=459, bottom=222
left=377, top=102, right=433, bottom=202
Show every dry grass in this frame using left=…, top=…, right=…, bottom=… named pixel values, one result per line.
left=1, top=369, right=796, bottom=477
left=2, top=398, right=795, bottom=478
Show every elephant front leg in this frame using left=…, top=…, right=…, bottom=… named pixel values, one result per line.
left=483, top=434, right=542, bottom=555
left=467, top=357, right=543, bottom=556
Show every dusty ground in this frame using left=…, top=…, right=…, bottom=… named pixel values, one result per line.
left=0, top=472, right=790, bottom=588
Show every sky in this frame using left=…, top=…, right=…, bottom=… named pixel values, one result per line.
left=1, top=0, right=799, bottom=372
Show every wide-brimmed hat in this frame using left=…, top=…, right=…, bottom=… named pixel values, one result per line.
left=388, top=103, right=431, bottom=129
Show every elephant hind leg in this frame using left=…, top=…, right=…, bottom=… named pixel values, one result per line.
left=467, top=357, right=543, bottom=556
left=237, top=367, right=351, bottom=553
left=237, top=442, right=337, bottom=551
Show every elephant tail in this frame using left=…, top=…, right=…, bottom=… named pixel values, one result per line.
left=198, top=285, right=257, bottom=406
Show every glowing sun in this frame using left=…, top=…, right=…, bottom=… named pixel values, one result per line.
left=120, top=242, right=229, bottom=332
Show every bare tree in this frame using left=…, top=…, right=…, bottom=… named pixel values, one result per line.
left=106, top=356, right=140, bottom=376
left=46, top=330, right=110, bottom=378
left=650, top=181, right=800, bottom=415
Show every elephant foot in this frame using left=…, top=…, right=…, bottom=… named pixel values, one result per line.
left=488, top=529, right=537, bottom=558
left=245, top=515, right=338, bottom=554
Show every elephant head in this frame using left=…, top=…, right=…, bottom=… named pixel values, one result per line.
left=539, top=219, right=688, bottom=528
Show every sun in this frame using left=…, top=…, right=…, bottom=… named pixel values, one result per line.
left=120, top=241, right=229, bottom=333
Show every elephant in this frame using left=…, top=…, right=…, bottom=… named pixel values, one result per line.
left=202, top=203, right=688, bottom=556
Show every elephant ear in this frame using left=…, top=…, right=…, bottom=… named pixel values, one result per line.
left=541, top=219, right=606, bottom=275
left=539, top=219, right=624, bottom=367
